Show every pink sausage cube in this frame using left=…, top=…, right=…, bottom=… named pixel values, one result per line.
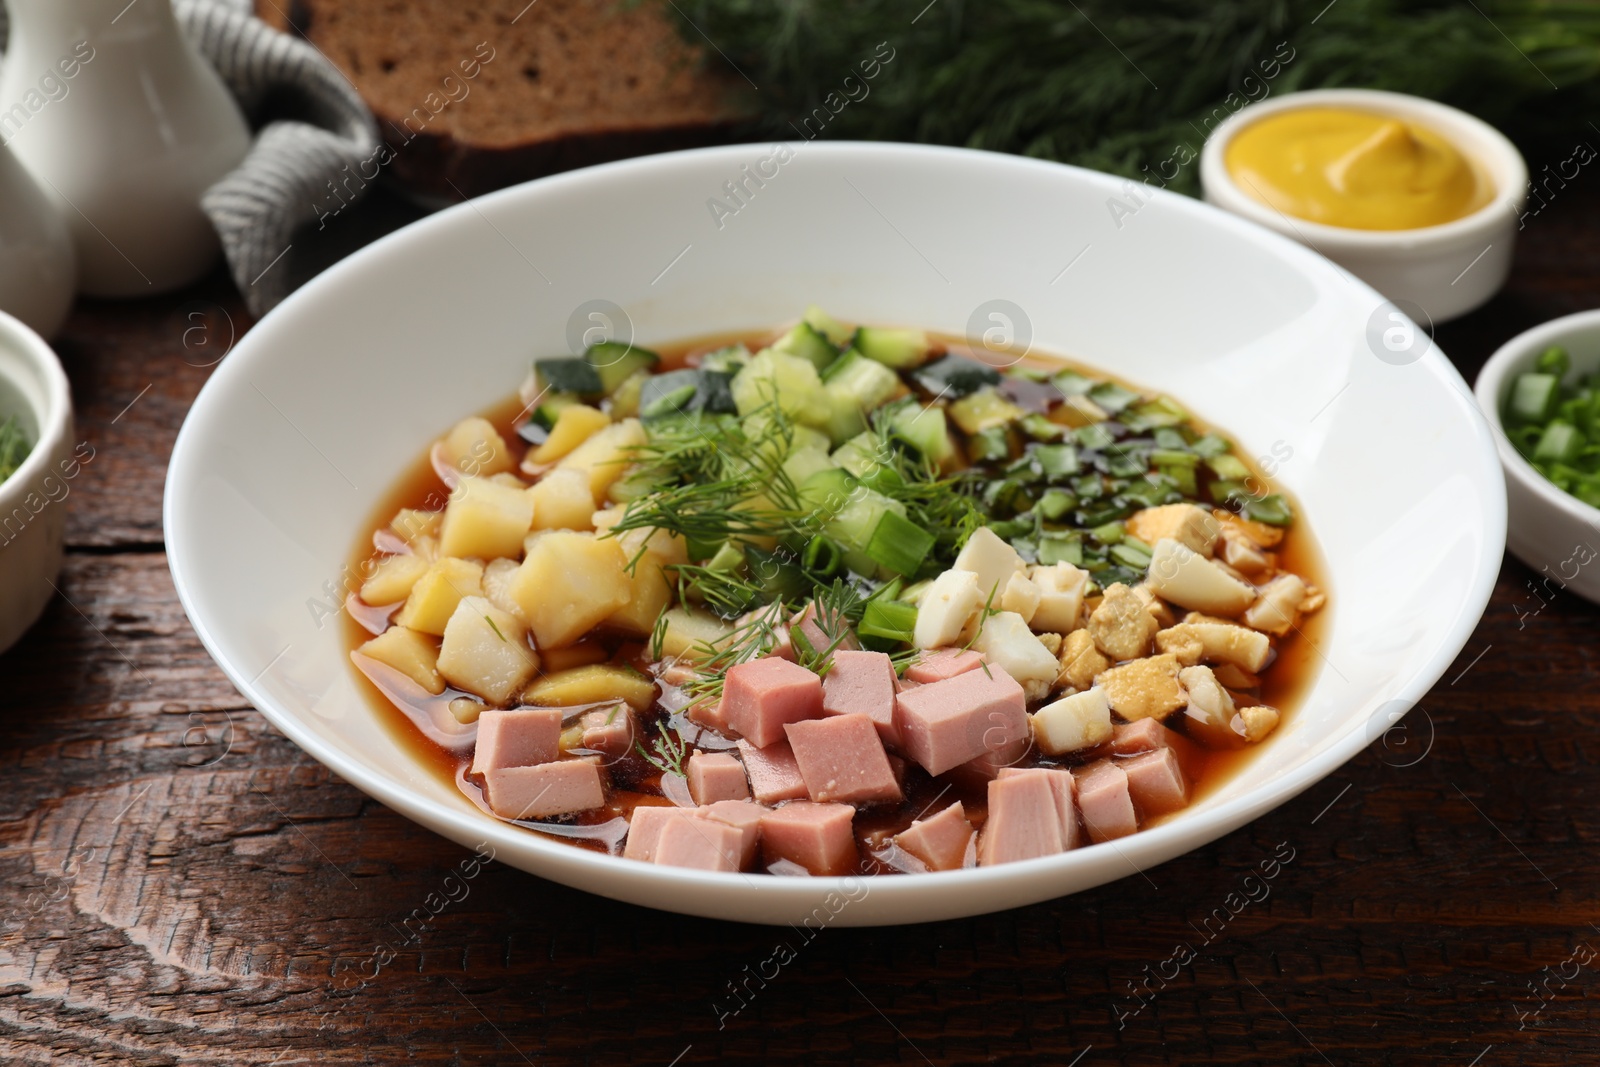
left=893, top=801, right=975, bottom=872
left=471, top=707, right=562, bottom=776
left=955, top=732, right=1032, bottom=783
left=722, top=657, right=823, bottom=747
left=736, top=738, right=809, bottom=804
left=690, top=693, right=732, bottom=733
left=1109, top=717, right=1196, bottom=764
left=700, top=799, right=765, bottom=869
left=1122, top=748, right=1190, bottom=817
left=686, top=751, right=751, bottom=805
left=790, top=601, right=859, bottom=657
left=1076, top=760, right=1138, bottom=843
left=894, top=664, right=1028, bottom=777
left=784, top=713, right=903, bottom=805
left=623, top=805, right=696, bottom=863
left=654, top=814, right=745, bottom=872
left=579, top=705, right=633, bottom=759
left=483, top=759, right=604, bottom=821
left=978, top=769, right=1065, bottom=866
left=904, top=648, right=985, bottom=685
left=822, top=649, right=901, bottom=747
left=1000, top=766, right=1081, bottom=849
left=759, top=801, right=858, bottom=875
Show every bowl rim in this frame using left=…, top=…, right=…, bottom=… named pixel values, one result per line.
left=1474, top=307, right=1600, bottom=528
left=0, top=309, right=71, bottom=508
left=165, top=140, right=1508, bottom=919
left=1199, top=87, right=1529, bottom=250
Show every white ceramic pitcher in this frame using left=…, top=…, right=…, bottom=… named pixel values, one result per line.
left=1, top=0, right=251, bottom=297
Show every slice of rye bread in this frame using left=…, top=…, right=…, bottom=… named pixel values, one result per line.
left=256, top=0, right=753, bottom=200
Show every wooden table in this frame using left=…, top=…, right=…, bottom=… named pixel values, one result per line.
left=4, top=172, right=1598, bottom=1066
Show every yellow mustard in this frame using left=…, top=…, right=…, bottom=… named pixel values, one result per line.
left=1225, top=106, right=1492, bottom=230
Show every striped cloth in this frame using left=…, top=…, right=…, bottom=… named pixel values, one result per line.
left=2, top=0, right=380, bottom=315
left=180, top=0, right=381, bottom=314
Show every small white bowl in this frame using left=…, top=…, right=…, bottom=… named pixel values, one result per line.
left=0, top=310, right=74, bottom=654
left=1201, top=88, right=1527, bottom=323
left=1475, top=309, right=1600, bottom=603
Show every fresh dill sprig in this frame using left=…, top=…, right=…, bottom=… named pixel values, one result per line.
left=635, top=722, right=691, bottom=778
left=0, top=415, right=31, bottom=484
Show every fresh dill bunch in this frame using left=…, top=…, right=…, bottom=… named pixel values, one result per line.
left=669, top=0, right=1600, bottom=195
left=0, top=415, right=31, bottom=484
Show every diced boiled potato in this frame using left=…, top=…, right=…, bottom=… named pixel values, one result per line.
left=1030, top=562, right=1089, bottom=634
left=1125, top=503, right=1220, bottom=556
left=557, top=418, right=647, bottom=499
left=439, top=477, right=536, bottom=560
left=973, top=611, right=1059, bottom=701
left=394, top=558, right=484, bottom=636
left=411, top=534, right=440, bottom=563
left=360, top=553, right=431, bottom=606
left=660, top=607, right=733, bottom=661
left=529, top=468, right=597, bottom=531
left=912, top=568, right=983, bottom=649
left=508, top=531, right=631, bottom=648
left=604, top=551, right=673, bottom=636
left=1145, top=538, right=1256, bottom=617
left=481, top=557, right=527, bottom=623
left=1031, top=687, right=1113, bottom=754
left=952, top=527, right=1025, bottom=604
left=541, top=642, right=610, bottom=672
left=1000, top=572, right=1040, bottom=624
left=488, top=472, right=527, bottom=489
left=440, top=416, right=513, bottom=477
left=356, top=625, right=444, bottom=695
left=616, top=523, right=689, bottom=567
left=523, top=663, right=657, bottom=711
left=591, top=505, right=626, bottom=532
left=437, top=596, right=540, bottom=704
left=529, top=404, right=611, bottom=465
left=391, top=508, right=442, bottom=545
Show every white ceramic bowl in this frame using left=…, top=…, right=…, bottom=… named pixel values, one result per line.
left=1200, top=88, right=1527, bottom=323
left=166, top=142, right=1505, bottom=926
left=0, top=310, right=74, bottom=654
left=1474, top=309, right=1600, bottom=603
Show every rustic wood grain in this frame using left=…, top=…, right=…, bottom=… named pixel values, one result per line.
left=3, top=160, right=1600, bottom=1066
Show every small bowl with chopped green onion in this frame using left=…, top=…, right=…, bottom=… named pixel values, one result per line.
left=1476, top=309, right=1600, bottom=602
left=0, top=309, right=74, bottom=655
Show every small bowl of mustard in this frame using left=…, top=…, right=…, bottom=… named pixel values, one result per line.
left=1200, top=88, right=1527, bottom=323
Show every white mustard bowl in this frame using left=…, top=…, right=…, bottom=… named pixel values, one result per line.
left=1201, top=88, right=1527, bottom=324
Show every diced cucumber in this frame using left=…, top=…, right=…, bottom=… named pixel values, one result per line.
left=782, top=446, right=838, bottom=488
left=886, top=401, right=955, bottom=463
left=699, top=369, right=737, bottom=414
left=822, top=349, right=901, bottom=406
left=826, top=485, right=908, bottom=576
left=535, top=358, right=603, bottom=398
left=585, top=342, right=660, bottom=395
left=854, top=326, right=933, bottom=369
left=530, top=392, right=582, bottom=430
left=639, top=369, right=703, bottom=419
left=832, top=432, right=891, bottom=479
left=912, top=354, right=1001, bottom=398
left=698, top=344, right=750, bottom=375
left=821, top=402, right=868, bottom=446
left=608, top=369, right=650, bottom=419
left=948, top=387, right=1026, bottom=434
left=769, top=321, right=839, bottom=372
left=730, top=349, right=829, bottom=427
left=798, top=467, right=857, bottom=520
left=803, top=305, right=854, bottom=347
left=967, top=426, right=1013, bottom=463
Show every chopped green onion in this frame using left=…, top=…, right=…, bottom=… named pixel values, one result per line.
left=1110, top=542, right=1153, bottom=570
left=1038, top=532, right=1083, bottom=566
left=1242, top=494, right=1294, bottom=527
left=968, top=426, right=1013, bottom=463
left=1038, top=488, right=1076, bottom=520
left=1205, top=453, right=1252, bottom=481
left=1087, top=381, right=1139, bottom=413
left=1051, top=369, right=1095, bottom=396
left=859, top=598, right=917, bottom=643
left=1075, top=423, right=1119, bottom=450
left=1509, top=372, right=1561, bottom=425
left=803, top=534, right=844, bottom=577
left=865, top=510, right=937, bottom=577
left=1032, top=443, right=1079, bottom=478
left=1534, top=420, right=1585, bottom=463
left=1536, top=345, right=1571, bottom=377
